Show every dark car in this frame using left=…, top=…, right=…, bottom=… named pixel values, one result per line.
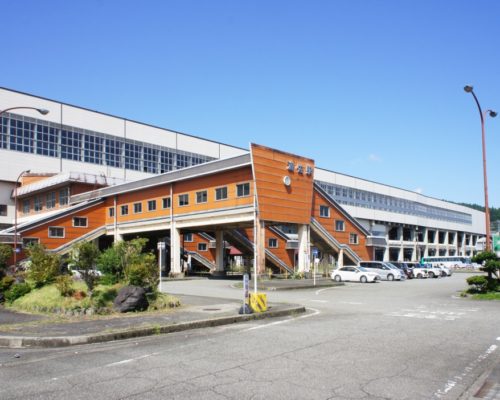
left=390, top=262, right=413, bottom=279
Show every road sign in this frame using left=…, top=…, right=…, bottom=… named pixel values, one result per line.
left=494, top=235, right=500, bottom=252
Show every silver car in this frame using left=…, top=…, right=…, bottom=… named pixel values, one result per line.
left=358, top=261, right=403, bottom=281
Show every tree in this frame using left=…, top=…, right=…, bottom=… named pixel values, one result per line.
left=71, top=242, right=101, bottom=295
left=472, top=251, right=500, bottom=280
left=0, top=244, right=13, bottom=278
left=26, top=243, right=60, bottom=288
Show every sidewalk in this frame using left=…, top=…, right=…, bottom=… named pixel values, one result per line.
left=0, top=294, right=305, bottom=349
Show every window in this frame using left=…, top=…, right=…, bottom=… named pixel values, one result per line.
left=215, top=187, right=228, bottom=201
left=73, top=217, right=88, bottom=227
left=46, top=192, right=56, bottom=209
left=268, top=238, right=278, bottom=248
left=48, top=226, right=64, bottom=238
left=319, top=205, right=330, bottom=218
left=59, top=187, right=69, bottom=206
left=335, top=220, right=345, bottom=231
left=34, top=196, right=43, bottom=212
left=178, top=194, right=189, bottom=206
left=162, top=197, right=171, bottom=209
left=0, top=204, right=6, bottom=216
left=349, top=233, right=359, bottom=245
left=134, top=202, right=142, bottom=214
left=121, top=205, right=129, bottom=215
left=109, top=207, right=115, bottom=217
left=148, top=200, right=157, bottom=211
left=196, top=190, right=207, bottom=204
left=23, top=199, right=30, bottom=214
left=184, top=233, right=193, bottom=242
left=198, top=243, right=207, bottom=251
left=22, top=237, right=39, bottom=248
left=236, top=183, right=250, bottom=197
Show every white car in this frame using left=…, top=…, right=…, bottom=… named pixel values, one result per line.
left=436, top=265, right=452, bottom=277
left=331, top=266, right=380, bottom=283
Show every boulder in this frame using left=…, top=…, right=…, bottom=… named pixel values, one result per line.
left=113, top=286, right=149, bottom=313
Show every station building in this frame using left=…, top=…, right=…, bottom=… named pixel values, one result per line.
left=0, top=87, right=486, bottom=271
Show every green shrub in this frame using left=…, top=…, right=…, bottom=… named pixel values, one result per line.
left=91, top=285, right=119, bottom=308
left=0, top=243, right=13, bottom=272
left=466, top=275, right=488, bottom=293
left=5, top=282, right=32, bottom=303
left=97, top=247, right=122, bottom=281
left=0, top=275, right=15, bottom=292
left=99, top=273, right=118, bottom=285
left=70, top=242, right=101, bottom=295
left=26, top=243, right=61, bottom=288
left=125, top=252, right=157, bottom=287
left=55, top=275, right=75, bottom=297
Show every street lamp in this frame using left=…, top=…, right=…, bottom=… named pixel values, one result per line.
left=0, top=106, right=49, bottom=116
left=13, top=170, right=31, bottom=266
left=464, top=85, right=497, bottom=251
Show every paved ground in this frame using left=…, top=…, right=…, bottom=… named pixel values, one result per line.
left=0, top=274, right=498, bottom=399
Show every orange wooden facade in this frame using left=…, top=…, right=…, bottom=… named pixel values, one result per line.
left=251, top=144, right=314, bottom=225
left=311, top=189, right=372, bottom=260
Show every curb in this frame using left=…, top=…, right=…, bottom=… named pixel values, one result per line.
left=0, top=305, right=306, bottom=349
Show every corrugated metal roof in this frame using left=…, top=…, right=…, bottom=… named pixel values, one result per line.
left=71, top=153, right=252, bottom=204
left=14, top=172, right=126, bottom=198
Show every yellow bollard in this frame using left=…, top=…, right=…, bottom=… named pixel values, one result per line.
left=249, top=292, right=267, bottom=313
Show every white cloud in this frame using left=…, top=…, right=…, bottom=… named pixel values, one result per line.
left=368, top=154, right=381, bottom=162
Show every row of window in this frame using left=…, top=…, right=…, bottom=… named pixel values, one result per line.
left=22, top=188, right=69, bottom=214
left=318, top=206, right=348, bottom=232
left=45, top=217, right=88, bottom=238
left=109, top=183, right=251, bottom=217
left=317, top=181, right=472, bottom=225
left=1, top=113, right=215, bottom=173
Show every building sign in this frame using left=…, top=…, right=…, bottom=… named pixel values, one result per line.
left=286, top=161, right=313, bottom=176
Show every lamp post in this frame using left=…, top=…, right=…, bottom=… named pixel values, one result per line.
left=13, top=169, right=31, bottom=266
left=464, top=85, right=497, bottom=251
left=0, top=107, right=49, bottom=266
left=0, top=106, right=49, bottom=116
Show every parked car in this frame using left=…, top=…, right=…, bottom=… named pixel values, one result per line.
left=411, top=263, right=441, bottom=278
left=358, top=261, right=404, bottom=281
left=389, top=262, right=413, bottom=279
left=331, top=266, right=380, bottom=283
left=436, top=264, right=452, bottom=277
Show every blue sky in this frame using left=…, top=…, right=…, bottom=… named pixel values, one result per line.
left=2, top=0, right=499, bottom=207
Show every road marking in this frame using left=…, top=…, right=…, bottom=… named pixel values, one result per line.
left=105, top=352, right=160, bottom=368
left=434, top=344, right=498, bottom=398
left=388, top=308, right=471, bottom=321
left=315, top=287, right=337, bottom=295
left=245, top=308, right=321, bottom=331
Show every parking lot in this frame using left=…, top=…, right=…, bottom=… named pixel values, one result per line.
left=1, top=273, right=498, bottom=400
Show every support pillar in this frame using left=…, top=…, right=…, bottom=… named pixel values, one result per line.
left=170, top=223, right=182, bottom=275
left=338, top=248, right=344, bottom=269
left=214, top=230, right=225, bottom=275
left=297, top=224, right=310, bottom=273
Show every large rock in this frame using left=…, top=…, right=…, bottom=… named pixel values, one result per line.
left=113, top=286, right=149, bottom=313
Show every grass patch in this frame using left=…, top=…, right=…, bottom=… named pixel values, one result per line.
left=470, top=292, right=500, bottom=300
left=148, top=293, right=181, bottom=311
left=7, top=281, right=124, bottom=314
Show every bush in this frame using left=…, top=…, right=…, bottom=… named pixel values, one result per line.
left=26, top=243, right=61, bottom=288
left=5, top=282, right=32, bottom=303
left=97, top=247, right=122, bottom=282
left=125, top=252, right=157, bottom=287
left=0, top=243, right=13, bottom=272
left=466, top=275, right=488, bottom=293
left=71, top=242, right=101, bottom=295
left=55, top=275, right=75, bottom=297
left=0, top=275, right=15, bottom=292
left=91, top=285, right=119, bottom=308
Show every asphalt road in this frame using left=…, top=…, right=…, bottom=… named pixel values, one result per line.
left=0, top=274, right=498, bottom=400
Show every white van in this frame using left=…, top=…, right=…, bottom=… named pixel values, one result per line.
left=358, top=261, right=403, bottom=281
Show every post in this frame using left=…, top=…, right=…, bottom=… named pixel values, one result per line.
left=13, top=170, right=31, bottom=267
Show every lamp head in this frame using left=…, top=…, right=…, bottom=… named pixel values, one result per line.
left=37, top=109, right=49, bottom=115
left=488, top=110, right=497, bottom=118
left=464, top=85, right=474, bottom=93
